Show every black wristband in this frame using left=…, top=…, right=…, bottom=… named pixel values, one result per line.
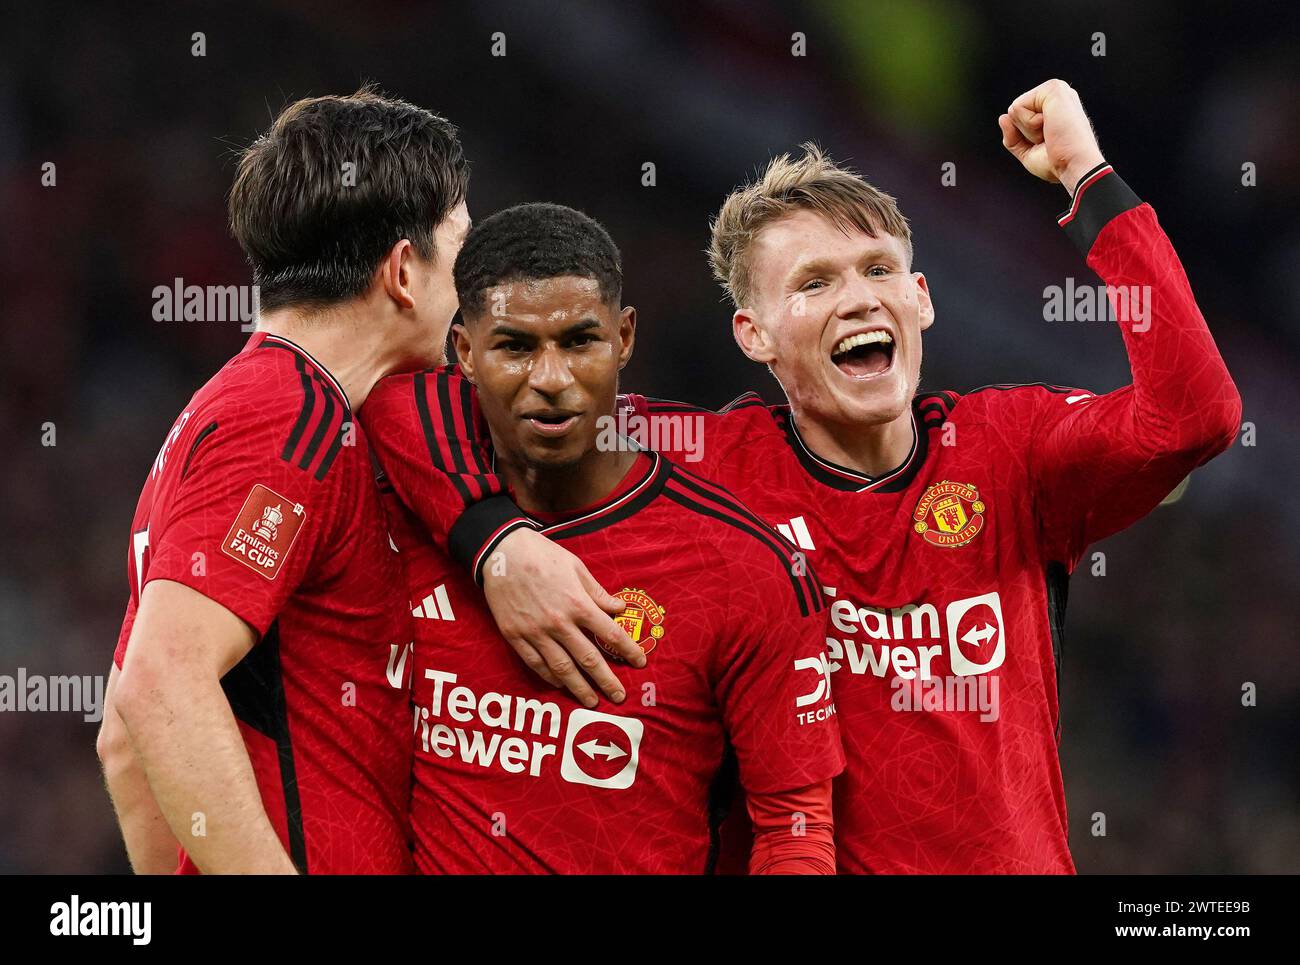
left=448, top=494, right=537, bottom=585
left=1057, top=163, right=1142, bottom=255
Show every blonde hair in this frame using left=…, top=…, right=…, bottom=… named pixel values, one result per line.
left=708, top=143, right=912, bottom=308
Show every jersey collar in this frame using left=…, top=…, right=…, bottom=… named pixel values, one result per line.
left=527, top=451, right=670, bottom=539
left=778, top=404, right=929, bottom=494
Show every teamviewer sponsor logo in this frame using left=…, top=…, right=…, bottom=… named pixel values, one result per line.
left=559, top=708, right=643, bottom=789
left=945, top=592, right=1005, bottom=676
left=417, top=669, right=643, bottom=788
left=824, top=589, right=1006, bottom=681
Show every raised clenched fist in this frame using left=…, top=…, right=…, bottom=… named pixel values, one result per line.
left=999, top=79, right=1107, bottom=195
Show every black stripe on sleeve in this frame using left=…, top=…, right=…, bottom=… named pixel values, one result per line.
left=662, top=472, right=822, bottom=618
left=456, top=376, right=492, bottom=476
left=435, top=372, right=471, bottom=477
left=281, top=357, right=315, bottom=464
left=181, top=420, right=219, bottom=480
left=415, top=371, right=473, bottom=503
left=298, top=381, right=335, bottom=471
left=314, top=417, right=348, bottom=481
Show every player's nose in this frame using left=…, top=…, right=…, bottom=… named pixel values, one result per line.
left=836, top=271, right=883, bottom=319
left=527, top=343, right=575, bottom=396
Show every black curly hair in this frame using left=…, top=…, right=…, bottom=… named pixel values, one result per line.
left=453, top=202, right=622, bottom=320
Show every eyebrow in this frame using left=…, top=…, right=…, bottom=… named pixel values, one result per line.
left=487, top=324, right=533, bottom=340
left=561, top=319, right=602, bottom=336
left=787, top=257, right=841, bottom=284
left=487, top=318, right=602, bottom=340
left=787, top=248, right=899, bottom=285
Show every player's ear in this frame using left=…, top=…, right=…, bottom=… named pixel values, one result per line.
left=451, top=322, right=475, bottom=381
left=380, top=239, right=417, bottom=310
left=914, top=273, right=935, bottom=332
left=733, top=307, right=777, bottom=364
left=617, top=305, right=636, bottom=370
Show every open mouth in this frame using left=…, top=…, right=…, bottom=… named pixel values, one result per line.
left=831, top=330, right=894, bottom=379
left=522, top=411, right=581, bottom=437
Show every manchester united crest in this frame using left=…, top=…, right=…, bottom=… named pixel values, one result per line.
left=912, top=480, right=986, bottom=548
left=605, top=588, right=666, bottom=659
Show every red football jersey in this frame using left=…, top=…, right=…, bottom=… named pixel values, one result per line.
left=115, top=331, right=414, bottom=874
left=366, top=433, right=844, bottom=872
left=370, top=167, right=1240, bottom=872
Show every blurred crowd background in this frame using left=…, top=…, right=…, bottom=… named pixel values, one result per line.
left=1, top=0, right=1296, bottom=873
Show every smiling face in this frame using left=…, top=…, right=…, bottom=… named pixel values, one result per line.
left=737, top=208, right=933, bottom=429
left=454, top=275, right=635, bottom=472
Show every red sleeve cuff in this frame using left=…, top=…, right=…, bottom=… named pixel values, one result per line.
left=746, top=779, right=837, bottom=875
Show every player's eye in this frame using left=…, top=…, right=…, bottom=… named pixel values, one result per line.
left=801, top=279, right=827, bottom=292
left=567, top=334, right=599, bottom=348
left=495, top=340, right=530, bottom=353
left=867, top=264, right=891, bottom=277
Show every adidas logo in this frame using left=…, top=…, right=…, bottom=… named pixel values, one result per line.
left=775, top=515, right=815, bottom=551
left=412, top=585, right=455, bottom=621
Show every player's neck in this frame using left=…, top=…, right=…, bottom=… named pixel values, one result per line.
left=794, top=406, right=915, bottom=478
left=257, top=307, right=407, bottom=410
left=500, top=446, right=640, bottom=517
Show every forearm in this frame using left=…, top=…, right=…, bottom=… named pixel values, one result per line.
left=1031, top=173, right=1244, bottom=555
left=1002, top=83, right=1240, bottom=471
left=102, top=745, right=181, bottom=873
left=364, top=368, right=513, bottom=563
left=116, top=665, right=296, bottom=874
left=98, top=667, right=180, bottom=873
left=1063, top=169, right=1241, bottom=456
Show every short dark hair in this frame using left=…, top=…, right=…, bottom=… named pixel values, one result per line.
left=228, top=86, right=470, bottom=311
left=453, top=202, right=622, bottom=319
